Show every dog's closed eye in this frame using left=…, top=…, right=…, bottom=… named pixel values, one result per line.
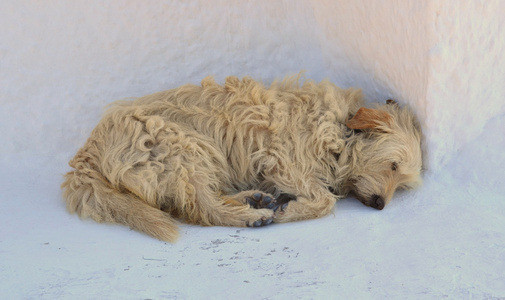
left=391, top=162, right=398, bottom=171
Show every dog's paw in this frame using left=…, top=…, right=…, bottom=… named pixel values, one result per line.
left=246, top=215, right=274, bottom=227
left=245, top=192, right=276, bottom=209
left=275, top=193, right=296, bottom=213
left=245, top=192, right=296, bottom=213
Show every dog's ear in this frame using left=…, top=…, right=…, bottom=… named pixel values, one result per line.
left=346, top=107, right=392, bottom=130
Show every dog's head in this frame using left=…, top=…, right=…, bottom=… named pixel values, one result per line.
left=345, top=100, right=423, bottom=210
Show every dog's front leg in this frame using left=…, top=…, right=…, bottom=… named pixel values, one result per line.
left=272, top=181, right=337, bottom=223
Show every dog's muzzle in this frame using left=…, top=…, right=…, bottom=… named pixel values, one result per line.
left=370, top=194, right=385, bottom=210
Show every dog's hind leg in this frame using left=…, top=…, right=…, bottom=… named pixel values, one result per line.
left=155, top=166, right=277, bottom=228
left=115, top=122, right=278, bottom=229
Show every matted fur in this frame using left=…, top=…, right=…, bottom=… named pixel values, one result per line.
left=62, top=75, right=423, bottom=242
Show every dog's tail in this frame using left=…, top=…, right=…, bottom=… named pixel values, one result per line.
left=61, top=166, right=179, bottom=242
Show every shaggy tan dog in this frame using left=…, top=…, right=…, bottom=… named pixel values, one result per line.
left=62, top=75, right=423, bottom=242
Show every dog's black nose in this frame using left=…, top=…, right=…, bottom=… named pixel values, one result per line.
left=370, top=194, right=385, bottom=210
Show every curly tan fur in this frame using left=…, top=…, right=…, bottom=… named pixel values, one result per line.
left=62, top=75, right=423, bottom=242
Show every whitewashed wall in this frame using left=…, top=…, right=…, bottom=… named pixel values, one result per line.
left=1, top=0, right=504, bottom=176
left=425, top=1, right=505, bottom=172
